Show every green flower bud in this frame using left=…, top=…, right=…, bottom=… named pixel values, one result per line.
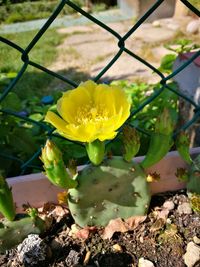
left=176, top=131, right=192, bottom=164
left=86, top=140, right=105, bottom=165
left=0, top=175, right=16, bottom=221
left=122, top=126, right=140, bottom=162
left=155, top=108, right=175, bottom=135
left=40, top=140, right=78, bottom=189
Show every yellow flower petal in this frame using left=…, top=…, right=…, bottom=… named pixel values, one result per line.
left=45, top=81, right=131, bottom=143
left=57, top=86, right=92, bottom=124
left=45, top=111, right=67, bottom=132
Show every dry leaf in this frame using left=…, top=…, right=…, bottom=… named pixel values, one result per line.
left=57, top=191, right=68, bottom=204
left=102, top=216, right=146, bottom=240
left=125, top=215, right=147, bottom=229
left=69, top=224, right=97, bottom=240
left=150, top=218, right=165, bottom=232
left=75, top=228, right=90, bottom=239
left=150, top=207, right=169, bottom=232
left=103, top=218, right=129, bottom=240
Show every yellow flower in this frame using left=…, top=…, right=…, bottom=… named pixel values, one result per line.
left=45, top=80, right=131, bottom=143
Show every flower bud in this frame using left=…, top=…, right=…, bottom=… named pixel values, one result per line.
left=122, top=126, right=140, bottom=162
left=40, top=140, right=78, bottom=189
left=155, top=108, right=175, bottom=135
left=176, top=131, right=192, bottom=164
left=0, top=175, right=16, bottom=221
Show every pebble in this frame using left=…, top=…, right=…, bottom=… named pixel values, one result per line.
left=177, top=202, right=192, bottom=215
left=138, top=257, right=155, bottom=267
left=193, top=236, right=200, bottom=245
left=17, top=234, right=50, bottom=266
left=166, top=218, right=172, bottom=224
left=186, top=19, right=200, bottom=34
left=152, top=20, right=161, bottom=27
left=112, top=244, right=123, bottom=252
left=163, top=200, right=175, bottom=211
left=183, top=242, right=200, bottom=267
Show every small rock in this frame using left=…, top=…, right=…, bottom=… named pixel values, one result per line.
left=177, top=202, right=192, bottom=215
left=163, top=200, right=175, bottom=211
left=17, top=234, right=50, bottom=267
left=152, top=20, right=161, bottom=27
left=166, top=218, right=172, bottom=224
left=65, top=250, right=81, bottom=266
left=193, top=236, right=200, bottom=245
left=186, top=19, right=200, bottom=34
left=112, top=244, right=123, bottom=252
left=183, top=242, right=200, bottom=267
left=138, top=257, right=155, bottom=267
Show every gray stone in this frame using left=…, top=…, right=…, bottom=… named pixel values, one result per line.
left=163, top=200, right=175, bottom=211
left=186, top=19, right=200, bottom=34
left=183, top=242, right=200, bottom=267
left=132, top=24, right=177, bottom=43
left=17, top=234, right=50, bottom=266
left=193, top=236, right=200, bottom=245
left=138, top=257, right=155, bottom=267
left=177, top=202, right=192, bottom=215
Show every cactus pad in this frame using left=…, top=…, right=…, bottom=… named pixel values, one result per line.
left=68, top=157, right=150, bottom=227
left=187, top=154, right=200, bottom=195
left=0, top=215, right=46, bottom=253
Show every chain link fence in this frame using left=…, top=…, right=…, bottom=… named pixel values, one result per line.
left=0, top=0, right=200, bottom=176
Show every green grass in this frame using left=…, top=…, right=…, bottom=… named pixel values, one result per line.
left=0, top=28, right=66, bottom=98
left=188, top=0, right=200, bottom=9
left=0, top=0, right=84, bottom=24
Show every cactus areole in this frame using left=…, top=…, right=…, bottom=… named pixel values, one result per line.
left=68, top=157, right=150, bottom=227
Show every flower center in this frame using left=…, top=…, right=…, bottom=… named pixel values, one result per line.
left=74, top=104, right=109, bottom=124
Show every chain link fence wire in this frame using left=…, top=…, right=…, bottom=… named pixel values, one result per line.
left=0, top=0, right=200, bottom=176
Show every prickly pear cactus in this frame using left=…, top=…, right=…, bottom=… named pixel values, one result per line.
left=68, top=157, right=150, bottom=227
left=0, top=215, right=46, bottom=253
left=187, top=154, right=200, bottom=195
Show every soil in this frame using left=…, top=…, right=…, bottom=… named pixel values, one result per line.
left=0, top=190, right=200, bottom=267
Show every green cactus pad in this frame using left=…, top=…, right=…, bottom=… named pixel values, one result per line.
left=68, top=157, right=150, bottom=227
left=187, top=154, right=200, bottom=195
left=0, top=215, right=46, bottom=253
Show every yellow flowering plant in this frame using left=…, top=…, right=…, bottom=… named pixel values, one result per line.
left=40, top=80, right=177, bottom=227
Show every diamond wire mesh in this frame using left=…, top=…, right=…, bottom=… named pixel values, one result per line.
left=0, top=0, right=200, bottom=175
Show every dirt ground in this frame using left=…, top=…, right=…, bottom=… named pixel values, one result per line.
left=1, top=190, right=200, bottom=267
